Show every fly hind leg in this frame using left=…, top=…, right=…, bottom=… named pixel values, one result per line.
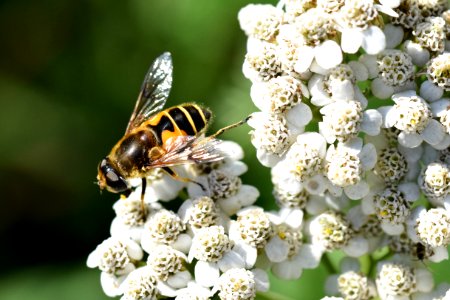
left=162, top=167, right=207, bottom=192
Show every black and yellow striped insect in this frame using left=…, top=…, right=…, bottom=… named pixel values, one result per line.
left=97, top=52, right=246, bottom=208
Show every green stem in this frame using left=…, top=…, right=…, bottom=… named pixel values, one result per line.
left=368, top=250, right=392, bottom=277
left=322, top=253, right=337, bottom=274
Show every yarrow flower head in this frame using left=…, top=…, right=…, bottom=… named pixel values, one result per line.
left=415, top=207, right=450, bottom=248
left=374, top=148, right=408, bottom=183
left=337, top=271, right=372, bottom=300
left=121, top=267, right=159, bottom=300
left=325, top=138, right=376, bottom=199
left=178, top=196, right=218, bottom=232
left=309, top=210, right=353, bottom=252
left=374, top=187, right=410, bottom=226
left=141, top=209, right=186, bottom=248
left=238, top=4, right=283, bottom=42
left=382, top=90, right=446, bottom=148
left=419, top=162, right=450, bottom=204
left=234, top=208, right=273, bottom=249
left=147, top=245, right=187, bottom=282
left=376, top=262, right=417, bottom=298
left=413, top=17, right=447, bottom=53
left=213, top=268, right=269, bottom=300
left=427, top=53, right=450, bottom=92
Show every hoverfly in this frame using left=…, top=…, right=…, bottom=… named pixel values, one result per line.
left=97, top=52, right=247, bottom=212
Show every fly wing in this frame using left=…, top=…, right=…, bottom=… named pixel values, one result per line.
left=149, top=136, right=225, bottom=168
left=126, top=52, right=173, bottom=133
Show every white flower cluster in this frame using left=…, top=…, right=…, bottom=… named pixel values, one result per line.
left=239, top=0, right=450, bottom=299
left=87, top=141, right=271, bottom=300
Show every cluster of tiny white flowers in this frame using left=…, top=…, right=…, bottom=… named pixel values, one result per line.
left=89, top=1, right=450, bottom=298
left=88, top=141, right=270, bottom=299
left=239, top=0, right=450, bottom=299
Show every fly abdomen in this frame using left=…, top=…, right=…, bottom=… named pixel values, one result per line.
left=148, top=104, right=212, bottom=146
left=169, top=104, right=211, bottom=135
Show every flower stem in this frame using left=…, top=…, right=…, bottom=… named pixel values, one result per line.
left=322, top=253, right=337, bottom=274
left=368, top=250, right=392, bottom=276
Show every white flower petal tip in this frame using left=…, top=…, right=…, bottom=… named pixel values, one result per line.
left=272, top=259, right=303, bottom=280
left=100, top=272, right=125, bottom=297
left=295, top=46, right=315, bottom=73
left=253, top=268, right=270, bottom=292
left=421, top=120, right=445, bottom=146
left=286, top=103, right=313, bottom=128
left=315, top=40, right=343, bottom=70
left=415, top=269, right=434, bottom=293
left=361, top=109, right=382, bottom=136
left=195, top=261, right=220, bottom=288
left=341, top=29, right=363, bottom=54
left=381, top=223, right=404, bottom=235
left=420, top=81, right=444, bottom=102
left=297, top=244, right=323, bottom=269
left=383, top=24, right=403, bottom=48
left=265, top=236, right=289, bottom=263
left=344, top=181, right=370, bottom=200
left=342, top=237, right=369, bottom=257
left=403, top=41, right=430, bottom=67
left=362, top=26, right=386, bottom=55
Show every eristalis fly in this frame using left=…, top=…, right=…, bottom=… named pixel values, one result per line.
left=97, top=52, right=248, bottom=212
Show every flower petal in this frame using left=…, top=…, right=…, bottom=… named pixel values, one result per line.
left=344, top=181, right=369, bottom=200
left=252, top=269, right=270, bottom=292
left=348, top=61, right=369, bottom=82
left=286, top=102, right=312, bottom=128
left=381, top=223, right=404, bottom=235
left=421, top=119, right=445, bottom=145
left=383, top=24, right=403, bottom=48
left=294, top=46, right=315, bottom=73
left=217, top=249, right=246, bottom=272
left=297, top=244, right=323, bottom=269
left=360, top=143, right=377, bottom=170
left=315, top=40, right=343, bottom=69
left=341, top=28, right=363, bottom=54
left=415, top=268, right=434, bottom=292
left=195, top=261, right=220, bottom=287
left=361, top=109, right=382, bottom=136
left=361, top=26, right=386, bottom=55
left=342, top=236, right=369, bottom=257
left=265, top=236, right=289, bottom=263
left=272, top=259, right=303, bottom=280
left=398, top=131, right=422, bottom=148
left=420, top=80, right=444, bottom=102
left=398, top=182, right=420, bottom=202
left=371, top=78, right=394, bottom=99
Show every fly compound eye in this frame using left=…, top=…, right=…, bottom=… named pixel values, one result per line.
left=99, top=158, right=128, bottom=193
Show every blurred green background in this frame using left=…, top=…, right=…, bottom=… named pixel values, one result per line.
left=1, top=1, right=449, bottom=300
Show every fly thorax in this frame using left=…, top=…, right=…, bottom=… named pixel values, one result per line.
left=114, top=130, right=156, bottom=174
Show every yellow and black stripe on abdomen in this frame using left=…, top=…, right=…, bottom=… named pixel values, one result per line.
left=169, top=104, right=211, bottom=135
left=149, top=104, right=211, bottom=144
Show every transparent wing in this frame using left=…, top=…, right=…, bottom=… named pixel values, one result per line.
left=149, top=136, right=225, bottom=168
left=126, top=52, right=173, bottom=133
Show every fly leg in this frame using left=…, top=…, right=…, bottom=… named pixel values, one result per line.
left=141, top=177, right=147, bottom=216
left=162, top=167, right=207, bottom=192
left=208, top=115, right=252, bottom=139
